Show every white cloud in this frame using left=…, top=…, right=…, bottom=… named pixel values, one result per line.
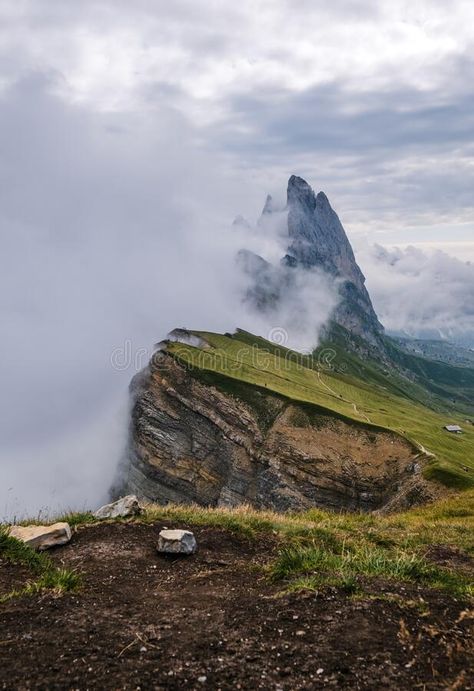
left=355, top=241, right=474, bottom=344
left=0, top=77, right=261, bottom=518
left=1, top=1, right=473, bottom=109
left=1, top=1, right=474, bottom=516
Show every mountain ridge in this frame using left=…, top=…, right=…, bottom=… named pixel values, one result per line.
left=119, top=175, right=474, bottom=510
left=238, top=175, right=385, bottom=352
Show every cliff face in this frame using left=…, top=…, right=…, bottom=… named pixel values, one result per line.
left=124, top=351, right=433, bottom=512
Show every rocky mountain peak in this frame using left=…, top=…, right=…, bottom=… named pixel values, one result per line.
left=285, top=175, right=384, bottom=346
left=287, top=175, right=315, bottom=208
left=261, top=194, right=275, bottom=215
left=240, top=175, right=385, bottom=350
left=286, top=177, right=360, bottom=280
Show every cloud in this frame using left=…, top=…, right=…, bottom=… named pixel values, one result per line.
left=0, top=74, right=339, bottom=518
left=233, top=209, right=340, bottom=352
left=0, top=0, right=473, bottom=245
left=355, top=241, right=474, bottom=345
left=1, top=1, right=474, bottom=516
left=0, top=75, right=264, bottom=518
left=211, top=72, right=474, bottom=243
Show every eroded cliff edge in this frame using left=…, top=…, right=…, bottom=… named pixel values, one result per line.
left=122, top=351, right=436, bottom=512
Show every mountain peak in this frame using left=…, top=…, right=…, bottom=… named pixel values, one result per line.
left=288, top=174, right=312, bottom=192
left=287, top=175, right=315, bottom=209
left=315, top=190, right=331, bottom=207
left=262, top=194, right=274, bottom=214
left=243, top=175, right=385, bottom=349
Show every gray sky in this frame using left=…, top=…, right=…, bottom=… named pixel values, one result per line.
left=0, top=0, right=473, bottom=516
left=0, top=0, right=473, bottom=247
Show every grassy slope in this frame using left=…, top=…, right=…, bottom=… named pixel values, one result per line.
left=165, top=330, right=474, bottom=489
left=5, top=492, right=472, bottom=598
left=144, top=492, right=474, bottom=597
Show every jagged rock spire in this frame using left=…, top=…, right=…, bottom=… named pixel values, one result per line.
left=235, top=175, right=385, bottom=350
left=262, top=194, right=274, bottom=214
left=284, top=175, right=383, bottom=343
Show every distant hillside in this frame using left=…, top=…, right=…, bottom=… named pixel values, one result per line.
left=394, top=336, right=474, bottom=368
left=121, top=329, right=474, bottom=513
left=122, top=175, right=474, bottom=509
left=320, top=323, right=474, bottom=415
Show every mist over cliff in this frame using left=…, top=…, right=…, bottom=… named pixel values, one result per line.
left=0, top=82, right=257, bottom=518
left=0, top=84, right=339, bottom=518
left=356, top=242, right=474, bottom=348
left=2, top=81, right=473, bottom=519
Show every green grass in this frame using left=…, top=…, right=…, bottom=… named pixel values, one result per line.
left=22, top=568, right=81, bottom=596
left=164, top=329, right=474, bottom=489
left=138, top=491, right=474, bottom=555
left=0, top=526, right=49, bottom=573
left=2, top=492, right=473, bottom=601
left=270, top=543, right=472, bottom=597
left=15, top=510, right=96, bottom=528
left=141, top=502, right=279, bottom=537
left=140, top=493, right=474, bottom=598
left=0, top=526, right=80, bottom=602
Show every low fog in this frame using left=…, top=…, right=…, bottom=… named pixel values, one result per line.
left=356, top=242, right=474, bottom=347
left=2, top=77, right=473, bottom=519
left=0, top=77, right=260, bottom=518
left=0, top=77, right=339, bottom=519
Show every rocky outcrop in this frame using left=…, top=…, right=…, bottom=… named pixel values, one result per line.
left=157, top=529, right=197, bottom=555
left=8, top=523, right=72, bottom=551
left=286, top=176, right=384, bottom=346
left=237, top=175, right=385, bottom=352
left=94, top=495, right=142, bottom=519
left=123, top=352, right=433, bottom=513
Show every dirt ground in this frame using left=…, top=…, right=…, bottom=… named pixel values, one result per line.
left=0, top=521, right=473, bottom=690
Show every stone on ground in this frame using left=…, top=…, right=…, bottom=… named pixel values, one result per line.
left=8, top=523, right=72, bottom=551
left=157, top=529, right=197, bottom=555
left=94, top=495, right=142, bottom=519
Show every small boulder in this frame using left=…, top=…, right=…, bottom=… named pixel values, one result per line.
left=157, top=529, right=197, bottom=555
left=8, top=523, right=72, bottom=551
left=94, top=495, right=142, bottom=520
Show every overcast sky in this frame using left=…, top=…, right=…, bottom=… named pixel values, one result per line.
left=1, top=0, right=473, bottom=516
left=0, top=0, right=473, bottom=247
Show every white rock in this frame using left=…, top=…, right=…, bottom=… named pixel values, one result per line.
left=8, top=522, right=72, bottom=551
left=94, top=495, right=142, bottom=519
left=157, top=529, right=197, bottom=555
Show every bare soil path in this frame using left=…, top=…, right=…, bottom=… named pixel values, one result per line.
left=0, top=521, right=472, bottom=690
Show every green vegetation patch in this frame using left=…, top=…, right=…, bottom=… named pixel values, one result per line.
left=0, top=526, right=80, bottom=603
left=139, top=490, right=474, bottom=598
left=166, top=329, right=474, bottom=489
left=270, top=543, right=472, bottom=597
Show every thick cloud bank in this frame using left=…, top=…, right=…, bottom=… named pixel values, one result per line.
left=0, top=78, right=336, bottom=518
left=0, top=78, right=251, bottom=518
left=1, top=73, right=472, bottom=519
left=356, top=242, right=474, bottom=346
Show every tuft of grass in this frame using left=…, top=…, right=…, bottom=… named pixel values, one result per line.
left=287, top=573, right=360, bottom=595
left=17, top=510, right=97, bottom=528
left=0, top=526, right=81, bottom=602
left=270, top=542, right=473, bottom=597
left=54, top=511, right=96, bottom=527
left=23, top=568, right=81, bottom=596
left=0, top=526, right=49, bottom=573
